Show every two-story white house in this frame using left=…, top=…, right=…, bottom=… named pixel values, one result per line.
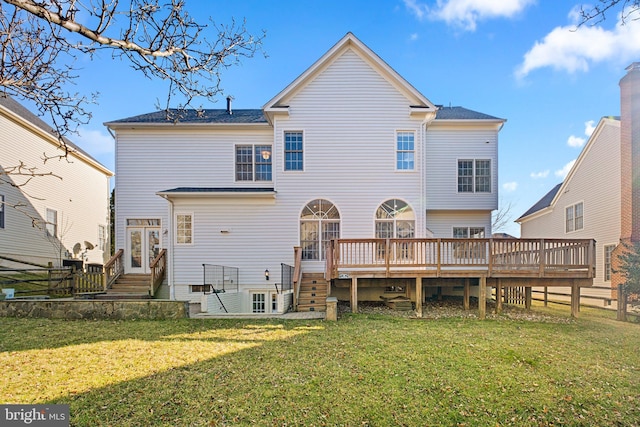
left=517, top=62, right=640, bottom=307
left=0, top=95, right=113, bottom=268
left=106, top=33, right=508, bottom=314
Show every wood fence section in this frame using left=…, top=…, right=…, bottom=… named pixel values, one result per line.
left=327, top=238, right=596, bottom=280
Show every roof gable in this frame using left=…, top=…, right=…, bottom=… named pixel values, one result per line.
left=517, top=116, right=620, bottom=222
left=263, top=33, right=437, bottom=119
left=0, top=95, right=113, bottom=176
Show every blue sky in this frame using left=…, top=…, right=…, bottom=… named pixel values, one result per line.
left=64, top=0, right=640, bottom=237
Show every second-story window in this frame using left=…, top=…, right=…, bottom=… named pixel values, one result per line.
left=236, top=145, right=272, bottom=181
left=566, top=202, right=584, bottom=233
left=396, top=131, right=415, bottom=170
left=0, top=195, right=4, bottom=229
left=46, top=208, right=58, bottom=237
left=458, top=159, right=491, bottom=193
left=284, top=131, right=303, bottom=171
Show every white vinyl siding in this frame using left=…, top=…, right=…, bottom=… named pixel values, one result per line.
left=426, top=126, right=498, bottom=210
left=426, top=210, right=492, bottom=238
left=112, top=44, right=503, bottom=304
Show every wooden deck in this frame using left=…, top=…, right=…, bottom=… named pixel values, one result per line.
left=326, top=238, right=595, bottom=279
left=322, top=238, right=596, bottom=318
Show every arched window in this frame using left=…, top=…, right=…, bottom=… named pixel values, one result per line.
left=375, top=199, right=415, bottom=239
left=300, top=199, right=340, bottom=260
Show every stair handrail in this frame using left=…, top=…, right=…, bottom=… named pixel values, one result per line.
left=150, top=249, right=167, bottom=297
left=104, top=249, right=124, bottom=291
left=292, top=246, right=303, bottom=311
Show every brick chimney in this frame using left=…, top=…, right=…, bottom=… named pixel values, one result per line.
left=620, top=62, right=640, bottom=243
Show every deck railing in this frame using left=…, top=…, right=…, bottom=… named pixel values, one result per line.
left=150, top=249, right=167, bottom=296
left=327, top=238, right=596, bottom=279
left=104, top=249, right=124, bottom=290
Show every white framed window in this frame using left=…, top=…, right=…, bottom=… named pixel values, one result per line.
left=235, top=145, right=272, bottom=181
left=604, top=244, right=616, bottom=282
left=284, top=131, right=303, bottom=171
left=396, top=131, right=415, bottom=171
left=271, top=293, right=278, bottom=312
left=176, top=213, right=193, bottom=244
left=565, top=202, right=584, bottom=233
left=252, top=293, right=266, bottom=313
left=0, top=194, right=4, bottom=229
left=375, top=199, right=415, bottom=260
left=98, top=224, right=107, bottom=252
left=458, top=159, right=491, bottom=193
left=300, top=199, right=340, bottom=260
left=453, top=227, right=485, bottom=238
left=45, top=208, right=58, bottom=237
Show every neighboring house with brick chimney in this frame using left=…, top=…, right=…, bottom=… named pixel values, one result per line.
left=517, top=62, right=640, bottom=305
left=0, top=96, right=113, bottom=268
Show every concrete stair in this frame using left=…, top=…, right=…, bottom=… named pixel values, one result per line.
left=97, top=274, right=152, bottom=299
left=297, top=273, right=329, bottom=312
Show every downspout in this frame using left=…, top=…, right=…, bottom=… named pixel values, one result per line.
left=421, top=111, right=437, bottom=237
left=161, top=194, right=175, bottom=300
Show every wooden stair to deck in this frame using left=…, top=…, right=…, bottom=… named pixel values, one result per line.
left=297, top=273, right=329, bottom=312
left=96, top=274, right=152, bottom=299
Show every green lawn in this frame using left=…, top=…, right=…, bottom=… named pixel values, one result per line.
left=1, top=305, right=639, bottom=426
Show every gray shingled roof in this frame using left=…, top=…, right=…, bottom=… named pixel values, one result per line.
left=0, top=94, right=103, bottom=164
left=108, top=105, right=501, bottom=125
left=517, top=183, right=562, bottom=220
left=435, top=106, right=504, bottom=121
left=107, top=109, right=267, bottom=125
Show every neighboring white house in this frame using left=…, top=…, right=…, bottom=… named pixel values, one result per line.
left=517, top=62, right=640, bottom=306
left=0, top=95, right=113, bottom=268
left=106, top=33, right=505, bottom=313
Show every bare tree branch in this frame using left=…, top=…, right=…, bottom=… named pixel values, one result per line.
left=577, top=0, right=640, bottom=26
left=0, top=0, right=265, bottom=138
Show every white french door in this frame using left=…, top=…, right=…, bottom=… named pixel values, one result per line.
left=126, top=225, right=161, bottom=274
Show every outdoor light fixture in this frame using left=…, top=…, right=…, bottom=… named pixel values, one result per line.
left=265, top=269, right=270, bottom=280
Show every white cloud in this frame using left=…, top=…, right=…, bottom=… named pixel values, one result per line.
left=530, top=170, right=549, bottom=179
left=403, top=0, right=429, bottom=20
left=404, top=0, right=535, bottom=31
left=516, top=9, right=640, bottom=78
left=502, top=181, right=518, bottom=192
left=409, top=33, right=419, bottom=41
left=555, top=159, right=576, bottom=179
left=584, top=119, right=596, bottom=136
left=567, top=120, right=597, bottom=148
left=567, top=135, right=586, bottom=148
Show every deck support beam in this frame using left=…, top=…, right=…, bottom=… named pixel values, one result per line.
left=525, top=287, right=532, bottom=309
left=415, top=277, right=423, bottom=318
left=495, top=279, right=503, bottom=314
left=351, top=276, right=358, bottom=314
left=570, top=283, right=580, bottom=318
left=463, top=279, right=470, bottom=311
left=478, top=277, right=486, bottom=319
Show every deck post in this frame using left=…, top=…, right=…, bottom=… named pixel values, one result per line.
left=351, top=276, right=358, bottom=314
left=415, top=277, right=422, bottom=318
left=570, top=283, right=580, bottom=318
left=495, top=279, right=503, bottom=314
left=543, top=287, right=548, bottom=307
left=463, top=279, right=470, bottom=311
left=478, top=277, right=486, bottom=319
left=525, top=287, right=532, bottom=309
